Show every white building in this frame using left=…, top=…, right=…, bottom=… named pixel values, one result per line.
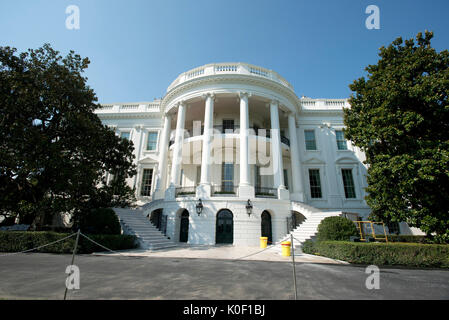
left=96, top=62, right=420, bottom=247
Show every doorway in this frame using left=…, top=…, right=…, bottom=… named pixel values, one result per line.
left=216, top=209, right=233, bottom=244
left=179, top=210, right=189, bottom=242
left=261, top=211, right=272, bottom=244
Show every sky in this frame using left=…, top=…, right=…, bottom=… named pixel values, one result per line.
left=1, top=0, right=448, bottom=103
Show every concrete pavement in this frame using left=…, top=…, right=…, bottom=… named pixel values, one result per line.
left=0, top=252, right=448, bottom=300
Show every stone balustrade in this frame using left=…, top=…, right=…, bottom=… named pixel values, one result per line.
left=166, top=62, right=294, bottom=92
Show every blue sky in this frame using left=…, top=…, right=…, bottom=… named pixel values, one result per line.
left=1, top=0, right=448, bottom=103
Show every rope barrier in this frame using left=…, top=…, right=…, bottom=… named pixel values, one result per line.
left=0, top=233, right=77, bottom=257
left=79, top=232, right=145, bottom=260
left=232, top=234, right=292, bottom=261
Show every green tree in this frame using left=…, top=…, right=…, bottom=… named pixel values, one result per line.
left=344, top=31, right=449, bottom=242
left=0, top=44, right=136, bottom=229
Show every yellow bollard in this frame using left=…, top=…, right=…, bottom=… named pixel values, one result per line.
left=260, top=237, right=268, bottom=249
left=281, top=241, right=291, bottom=257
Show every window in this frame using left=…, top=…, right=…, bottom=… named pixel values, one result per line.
left=308, top=169, right=322, bottom=198
left=146, top=132, right=158, bottom=151
left=304, top=130, right=317, bottom=150
left=336, top=130, right=347, bottom=150
left=221, top=163, right=234, bottom=192
left=283, top=169, right=289, bottom=189
left=140, top=169, right=153, bottom=196
left=120, top=131, right=130, bottom=140
left=222, top=119, right=235, bottom=132
left=341, top=169, right=356, bottom=198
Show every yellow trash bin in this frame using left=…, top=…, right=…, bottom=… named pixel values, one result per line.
left=281, top=241, right=291, bottom=257
left=260, top=237, right=268, bottom=248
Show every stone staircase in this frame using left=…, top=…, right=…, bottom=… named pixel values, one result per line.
left=113, top=208, right=177, bottom=250
left=281, top=202, right=342, bottom=248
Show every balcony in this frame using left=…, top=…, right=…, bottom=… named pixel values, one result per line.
left=211, top=184, right=238, bottom=197
left=255, top=187, right=277, bottom=198
left=169, top=127, right=290, bottom=147
left=175, top=186, right=196, bottom=197
left=167, top=62, right=294, bottom=92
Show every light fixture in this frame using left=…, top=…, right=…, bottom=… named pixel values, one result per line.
left=245, top=199, right=253, bottom=216
left=196, top=198, right=203, bottom=216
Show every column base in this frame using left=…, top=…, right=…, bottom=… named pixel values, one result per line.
left=238, top=184, right=255, bottom=199
left=196, top=184, right=211, bottom=198
left=278, top=187, right=290, bottom=200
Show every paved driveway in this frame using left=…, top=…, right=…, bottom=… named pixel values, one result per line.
left=0, top=253, right=448, bottom=300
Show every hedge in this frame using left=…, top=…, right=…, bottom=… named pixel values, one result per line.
left=0, top=231, right=138, bottom=254
left=302, top=240, right=449, bottom=268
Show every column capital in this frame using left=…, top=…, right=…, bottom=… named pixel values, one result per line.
left=178, top=100, right=187, bottom=108
left=270, top=99, right=280, bottom=107
left=202, top=92, right=216, bottom=101
left=238, top=91, right=252, bottom=99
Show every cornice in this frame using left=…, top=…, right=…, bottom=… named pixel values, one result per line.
left=97, top=113, right=163, bottom=120
left=161, top=74, right=301, bottom=112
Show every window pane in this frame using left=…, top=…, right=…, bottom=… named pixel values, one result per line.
left=336, top=130, right=347, bottom=150
left=222, top=163, right=234, bottom=191
left=304, top=130, right=317, bottom=150
left=147, top=132, right=158, bottom=150
left=308, top=169, right=322, bottom=198
left=140, top=169, right=153, bottom=196
left=342, top=169, right=356, bottom=198
left=120, top=132, right=130, bottom=140
left=223, top=120, right=235, bottom=131
left=283, top=169, right=288, bottom=189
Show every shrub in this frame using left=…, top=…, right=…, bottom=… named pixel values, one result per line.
left=317, top=216, right=358, bottom=241
left=0, top=231, right=137, bottom=254
left=79, top=208, right=121, bottom=235
left=302, top=241, right=449, bottom=268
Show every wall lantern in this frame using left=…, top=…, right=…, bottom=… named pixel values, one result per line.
left=196, top=198, right=203, bottom=216
left=245, top=199, right=253, bottom=216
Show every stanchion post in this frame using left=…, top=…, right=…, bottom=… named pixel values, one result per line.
left=64, top=229, right=80, bottom=300
left=291, top=233, right=298, bottom=300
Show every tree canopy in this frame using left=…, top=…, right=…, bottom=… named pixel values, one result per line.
left=0, top=44, right=136, bottom=228
left=344, top=31, right=449, bottom=242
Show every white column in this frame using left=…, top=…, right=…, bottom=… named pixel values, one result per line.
left=154, top=114, right=171, bottom=199
left=170, top=101, right=186, bottom=187
left=270, top=100, right=289, bottom=200
left=288, top=113, right=305, bottom=202
left=197, top=93, right=214, bottom=197
left=238, top=92, right=254, bottom=198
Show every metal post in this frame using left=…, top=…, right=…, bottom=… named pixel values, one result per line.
left=290, top=233, right=298, bottom=300
left=64, top=229, right=80, bottom=300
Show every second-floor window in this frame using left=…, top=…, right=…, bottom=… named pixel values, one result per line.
left=308, top=169, right=322, bottom=198
left=304, top=130, right=317, bottom=150
left=341, top=169, right=356, bottom=198
left=336, top=130, right=348, bottom=150
left=146, top=132, right=158, bottom=151
left=222, top=163, right=234, bottom=192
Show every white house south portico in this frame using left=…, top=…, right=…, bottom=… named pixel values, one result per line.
left=96, top=62, right=422, bottom=249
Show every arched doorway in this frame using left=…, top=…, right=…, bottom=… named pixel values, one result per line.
left=150, top=209, right=163, bottom=230
left=261, top=211, right=272, bottom=244
left=216, top=209, right=233, bottom=244
left=179, top=210, right=189, bottom=242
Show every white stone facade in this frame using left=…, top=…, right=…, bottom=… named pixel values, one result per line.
left=96, top=62, right=421, bottom=246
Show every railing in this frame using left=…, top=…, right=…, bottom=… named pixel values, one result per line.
left=97, top=102, right=161, bottom=113
left=175, top=186, right=196, bottom=197
left=255, top=187, right=277, bottom=198
left=166, top=62, right=294, bottom=92
left=211, top=184, right=237, bottom=197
